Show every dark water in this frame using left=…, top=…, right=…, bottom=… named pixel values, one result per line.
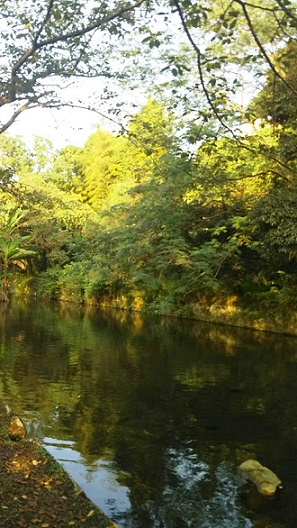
left=1, top=300, right=297, bottom=528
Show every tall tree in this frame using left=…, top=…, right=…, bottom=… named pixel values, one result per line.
left=242, top=42, right=297, bottom=295
left=78, top=128, right=129, bottom=208
left=250, top=40, right=297, bottom=171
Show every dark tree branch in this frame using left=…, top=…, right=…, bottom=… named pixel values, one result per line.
left=234, top=0, right=297, bottom=96
left=7, top=0, right=146, bottom=105
left=0, top=102, right=33, bottom=134
left=173, top=0, right=234, bottom=135
left=45, top=101, right=123, bottom=128
left=235, top=1, right=279, bottom=12
left=33, top=0, right=55, bottom=47
left=274, top=0, right=297, bottom=23
left=229, top=169, right=291, bottom=183
left=0, top=98, right=123, bottom=136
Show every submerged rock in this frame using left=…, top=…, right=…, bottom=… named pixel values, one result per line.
left=239, top=459, right=282, bottom=497
left=8, top=415, right=27, bottom=441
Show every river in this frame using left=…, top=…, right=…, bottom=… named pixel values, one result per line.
left=1, top=299, right=297, bottom=527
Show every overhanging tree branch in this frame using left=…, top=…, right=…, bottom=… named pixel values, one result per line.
left=234, top=0, right=297, bottom=96
left=274, top=0, right=297, bottom=23
left=33, top=0, right=55, bottom=47
left=0, top=102, right=34, bottom=134
left=13, top=0, right=146, bottom=74
left=173, top=0, right=234, bottom=134
left=5, top=0, right=146, bottom=106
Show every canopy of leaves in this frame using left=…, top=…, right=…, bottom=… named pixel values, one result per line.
left=0, top=0, right=147, bottom=132
left=1, top=0, right=297, bottom=140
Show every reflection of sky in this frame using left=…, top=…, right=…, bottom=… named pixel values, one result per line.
left=43, top=438, right=253, bottom=528
left=159, top=447, right=253, bottom=528
left=43, top=437, right=130, bottom=520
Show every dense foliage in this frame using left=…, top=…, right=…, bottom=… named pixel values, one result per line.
left=0, top=1, right=297, bottom=323
left=0, top=76, right=296, bottom=320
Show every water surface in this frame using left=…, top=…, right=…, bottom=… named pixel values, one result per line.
left=1, top=300, right=297, bottom=527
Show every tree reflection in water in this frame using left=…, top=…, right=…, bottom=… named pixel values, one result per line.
left=0, top=300, right=296, bottom=527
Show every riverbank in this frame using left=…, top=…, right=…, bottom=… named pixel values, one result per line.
left=90, top=293, right=297, bottom=337
left=0, top=403, right=117, bottom=528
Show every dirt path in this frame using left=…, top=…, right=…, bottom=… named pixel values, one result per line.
left=0, top=404, right=117, bottom=528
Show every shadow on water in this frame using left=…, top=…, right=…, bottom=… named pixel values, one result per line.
left=1, top=299, right=297, bottom=527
